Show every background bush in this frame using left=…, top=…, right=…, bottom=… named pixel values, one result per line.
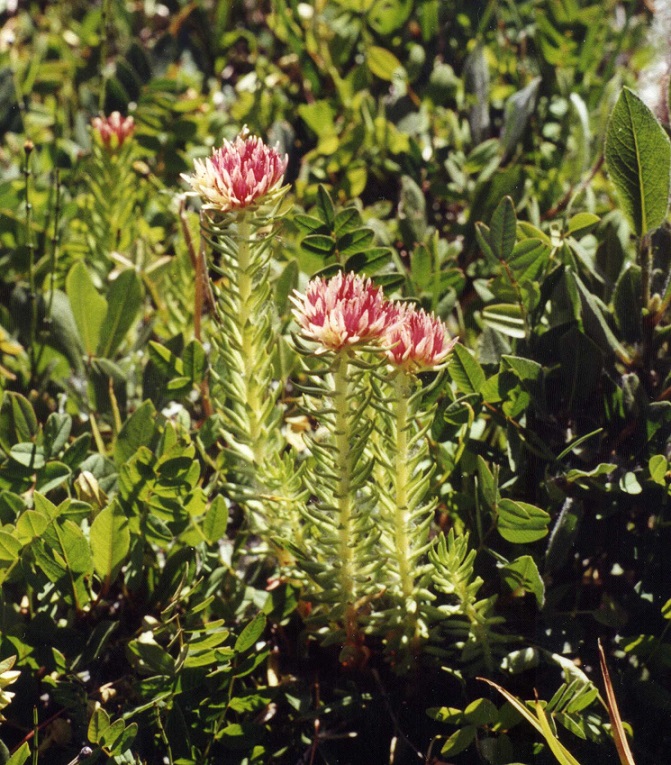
left=1, top=1, right=671, bottom=764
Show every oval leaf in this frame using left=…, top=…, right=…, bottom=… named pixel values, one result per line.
left=605, top=87, right=671, bottom=237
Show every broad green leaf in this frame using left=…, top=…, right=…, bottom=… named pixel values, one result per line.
left=88, top=705, right=111, bottom=743
left=297, top=100, right=336, bottom=137
left=489, top=196, right=517, bottom=261
left=97, top=269, right=143, bottom=358
left=35, top=462, right=71, bottom=495
left=507, top=239, right=551, bottom=284
left=203, top=495, right=229, bottom=544
left=477, top=456, right=498, bottom=508
left=605, top=87, right=671, bottom=237
left=502, top=555, right=545, bottom=607
left=46, top=519, right=93, bottom=577
left=16, top=510, right=49, bottom=543
left=448, top=344, right=485, bottom=394
left=108, top=722, right=137, bottom=756
left=9, top=443, right=45, bottom=470
left=100, top=718, right=126, bottom=752
left=235, top=612, right=266, bottom=653
left=274, top=259, right=299, bottom=315
left=368, top=0, right=412, bottom=35
left=0, top=530, right=22, bottom=561
left=482, top=303, right=526, bottom=338
left=65, top=261, right=108, bottom=356
left=90, top=501, right=130, bottom=582
left=613, top=265, right=642, bottom=343
left=649, top=454, right=668, bottom=486
left=43, top=413, right=72, bottom=458
left=501, top=77, right=541, bottom=158
left=0, top=392, right=37, bottom=454
left=6, top=743, right=29, bottom=765
left=464, top=698, right=498, bottom=726
left=114, top=400, right=159, bottom=466
left=183, top=339, right=207, bottom=383
left=440, top=725, right=477, bottom=756
left=316, top=185, right=335, bottom=227
left=571, top=273, right=632, bottom=364
left=47, top=290, right=85, bottom=373
left=566, top=212, right=599, bottom=237
left=367, top=46, right=404, bottom=81
left=497, top=499, right=550, bottom=544
left=559, top=327, right=604, bottom=406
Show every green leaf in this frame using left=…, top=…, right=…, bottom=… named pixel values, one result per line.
left=16, top=510, right=49, bottom=543
left=367, top=46, right=404, bottom=81
left=464, top=698, right=498, bottom=726
left=440, top=725, right=477, bottom=756
left=88, top=705, right=111, bottom=743
left=65, top=261, right=108, bottom=356
left=497, top=499, right=550, bottom=544
left=368, top=0, right=412, bottom=35
left=90, top=500, right=130, bottom=583
left=502, top=555, right=545, bottom=607
left=448, top=344, right=485, bottom=394
left=570, top=272, right=631, bottom=363
left=649, top=454, right=668, bottom=486
left=97, top=269, right=143, bottom=358
left=316, top=185, right=335, bottom=227
left=9, top=443, right=46, bottom=470
left=501, top=77, right=541, bottom=158
left=6, top=743, right=29, bottom=765
left=566, top=212, right=599, bottom=237
left=489, top=196, right=517, bottom=261
left=613, top=265, right=642, bottom=343
left=234, top=612, right=266, bottom=653
left=482, top=303, right=526, bottom=338
left=114, top=400, right=159, bottom=466
left=35, top=462, right=72, bottom=494
left=605, top=87, right=671, bottom=237
left=274, top=259, right=299, bottom=315
left=0, top=392, right=37, bottom=454
left=183, top=339, right=207, bottom=383
left=0, top=530, right=22, bottom=561
left=477, top=456, right=498, bottom=509
left=43, top=413, right=72, bottom=458
left=203, top=495, right=228, bottom=544
left=46, top=290, right=85, bottom=373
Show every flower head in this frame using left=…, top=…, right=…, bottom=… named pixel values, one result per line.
left=182, top=128, right=288, bottom=212
left=291, top=271, right=398, bottom=352
left=384, top=305, right=457, bottom=371
left=91, top=112, right=135, bottom=150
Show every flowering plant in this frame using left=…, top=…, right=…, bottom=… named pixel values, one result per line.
left=91, top=111, right=135, bottom=150
left=181, top=128, right=288, bottom=213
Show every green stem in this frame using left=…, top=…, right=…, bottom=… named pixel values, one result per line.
left=393, top=372, right=414, bottom=600
left=99, top=0, right=111, bottom=113
left=236, top=216, right=264, bottom=465
left=640, top=233, right=652, bottom=311
left=23, top=142, right=36, bottom=377
left=333, top=351, right=355, bottom=616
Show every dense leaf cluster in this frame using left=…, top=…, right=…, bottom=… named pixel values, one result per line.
left=0, top=1, right=671, bottom=764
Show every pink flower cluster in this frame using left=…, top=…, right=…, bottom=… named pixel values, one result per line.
left=91, top=112, right=135, bottom=150
left=182, top=128, right=287, bottom=212
left=292, top=272, right=457, bottom=370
